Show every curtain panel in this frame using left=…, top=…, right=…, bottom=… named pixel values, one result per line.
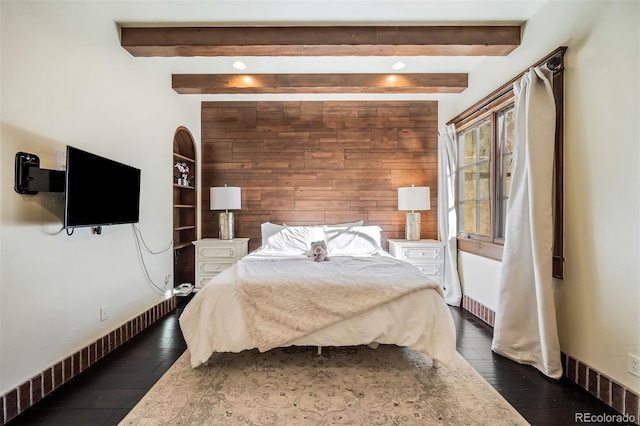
left=438, top=124, right=462, bottom=306
left=491, top=66, right=562, bottom=379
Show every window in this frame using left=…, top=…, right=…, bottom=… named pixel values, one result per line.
left=458, top=118, right=491, bottom=237
left=448, top=46, right=565, bottom=278
left=495, top=105, right=515, bottom=240
left=457, top=100, right=514, bottom=244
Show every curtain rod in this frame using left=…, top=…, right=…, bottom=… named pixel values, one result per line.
left=447, top=46, right=567, bottom=126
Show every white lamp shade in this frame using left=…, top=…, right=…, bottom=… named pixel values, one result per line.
left=398, top=186, right=431, bottom=211
left=210, top=186, right=241, bottom=210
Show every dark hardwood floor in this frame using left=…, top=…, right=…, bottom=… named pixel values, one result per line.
left=8, top=297, right=629, bottom=425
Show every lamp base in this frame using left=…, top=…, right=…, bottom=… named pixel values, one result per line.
left=219, top=212, right=234, bottom=240
left=405, top=212, right=421, bottom=240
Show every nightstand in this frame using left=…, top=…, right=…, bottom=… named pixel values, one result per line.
left=388, top=239, right=445, bottom=288
left=192, top=238, right=249, bottom=290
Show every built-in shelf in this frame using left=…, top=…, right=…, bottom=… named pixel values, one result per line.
left=173, top=152, right=196, bottom=163
left=174, top=225, right=196, bottom=231
left=173, top=126, right=197, bottom=287
left=173, top=183, right=195, bottom=190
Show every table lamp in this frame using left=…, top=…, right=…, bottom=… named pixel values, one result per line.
left=210, top=185, right=241, bottom=240
left=398, top=185, right=430, bottom=240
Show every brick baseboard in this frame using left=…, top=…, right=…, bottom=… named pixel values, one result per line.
left=1, top=297, right=176, bottom=425
left=461, top=294, right=639, bottom=424
left=562, top=352, right=639, bottom=424
left=461, top=294, right=496, bottom=327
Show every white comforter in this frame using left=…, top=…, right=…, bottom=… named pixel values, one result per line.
left=179, top=252, right=456, bottom=368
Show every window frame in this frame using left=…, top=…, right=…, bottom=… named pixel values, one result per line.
left=457, top=116, right=493, bottom=240
left=494, top=103, right=515, bottom=242
left=448, top=47, right=566, bottom=279
left=456, top=96, right=515, bottom=247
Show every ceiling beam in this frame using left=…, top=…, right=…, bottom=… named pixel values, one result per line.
left=122, top=26, right=520, bottom=57
left=172, top=73, right=468, bottom=94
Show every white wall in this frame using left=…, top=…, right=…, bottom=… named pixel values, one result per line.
left=439, top=0, right=639, bottom=392
left=0, top=2, right=200, bottom=393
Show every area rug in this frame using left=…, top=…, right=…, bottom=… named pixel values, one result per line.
left=120, top=345, right=529, bottom=425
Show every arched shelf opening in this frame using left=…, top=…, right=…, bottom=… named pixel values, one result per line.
left=173, top=126, right=197, bottom=287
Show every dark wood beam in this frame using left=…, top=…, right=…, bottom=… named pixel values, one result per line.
left=172, top=73, right=468, bottom=94
left=122, top=26, right=520, bottom=57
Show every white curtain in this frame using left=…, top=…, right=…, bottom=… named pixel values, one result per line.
left=438, top=124, right=462, bottom=306
left=491, top=66, right=562, bottom=379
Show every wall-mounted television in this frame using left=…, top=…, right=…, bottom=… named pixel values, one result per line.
left=64, top=146, right=141, bottom=229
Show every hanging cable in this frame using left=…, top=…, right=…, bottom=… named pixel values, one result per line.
left=131, top=224, right=172, bottom=295
left=132, top=224, right=173, bottom=254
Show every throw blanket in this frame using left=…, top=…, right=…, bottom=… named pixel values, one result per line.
left=236, top=255, right=442, bottom=351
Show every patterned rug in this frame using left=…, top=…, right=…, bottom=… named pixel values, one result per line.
left=120, top=345, right=529, bottom=425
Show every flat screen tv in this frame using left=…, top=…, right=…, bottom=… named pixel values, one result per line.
left=64, top=146, right=141, bottom=229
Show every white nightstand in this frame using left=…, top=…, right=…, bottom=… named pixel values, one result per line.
left=192, top=238, right=249, bottom=290
left=388, top=239, right=445, bottom=288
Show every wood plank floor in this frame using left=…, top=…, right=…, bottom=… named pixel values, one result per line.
left=8, top=297, right=628, bottom=425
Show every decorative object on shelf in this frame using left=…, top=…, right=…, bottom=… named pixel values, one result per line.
left=210, top=185, right=241, bottom=240
left=398, top=185, right=431, bottom=240
left=174, top=162, right=191, bottom=186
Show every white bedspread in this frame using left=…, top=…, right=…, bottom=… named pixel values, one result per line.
left=237, top=255, right=442, bottom=351
left=179, top=253, right=456, bottom=369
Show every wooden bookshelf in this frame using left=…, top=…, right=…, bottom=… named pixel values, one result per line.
left=173, top=127, right=197, bottom=287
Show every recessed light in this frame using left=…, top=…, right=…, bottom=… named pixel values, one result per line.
left=232, top=61, right=247, bottom=70
left=391, top=62, right=406, bottom=70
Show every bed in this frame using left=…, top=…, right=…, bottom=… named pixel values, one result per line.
left=179, top=223, right=457, bottom=369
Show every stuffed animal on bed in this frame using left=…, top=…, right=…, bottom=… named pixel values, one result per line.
left=309, top=240, right=330, bottom=262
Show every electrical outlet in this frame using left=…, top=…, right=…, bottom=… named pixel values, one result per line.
left=164, top=274, right=172, bottom=287
left=100, top=306, right=108, bottom=322
left=628, top=353, right=640, bottom=377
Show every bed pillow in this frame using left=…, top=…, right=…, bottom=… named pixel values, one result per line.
left=265, top=221, right=363, bottom=247
left=325, top=225, right=383, bottom=255
left=261, top=225, right=326, bottom=255
left=282, top=220, right=364, bottom=227
left=260, top=222, right=287, bottom=246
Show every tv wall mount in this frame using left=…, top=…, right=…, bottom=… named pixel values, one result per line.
left=14, top=152, right=65, bottom=195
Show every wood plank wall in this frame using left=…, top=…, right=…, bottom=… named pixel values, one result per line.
left=201, top=101, right=438, bottom=251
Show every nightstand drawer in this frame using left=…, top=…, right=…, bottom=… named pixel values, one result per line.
left=413, top=263, right=443, bottom=276
left=402, top=247, right=443, bottom=261
left=198, top=246, right=238, bottom=259
left=198, top=262, right=233, bottom=274
left=197, top=274, right=219, bottom=288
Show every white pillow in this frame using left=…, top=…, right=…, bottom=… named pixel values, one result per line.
left=282, top=220, right=364, bottom=227
left=261, top=225, right=326, bottom=255
left=265, top=221, right=364, bottom=246
left=261, top=222, right=287, bottom=246
left=325, top=225, right=383, bottom=255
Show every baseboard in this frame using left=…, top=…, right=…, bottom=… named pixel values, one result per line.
left=562, top=352, right=639, bottom=424
left=461, top=294, right=496, bottom=327
left=461, top=294, right=639, bottom=424
left=1, top=297, right=176, bottom=425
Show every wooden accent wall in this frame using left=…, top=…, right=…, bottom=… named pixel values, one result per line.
left=201, top=101, right=438, bottom=251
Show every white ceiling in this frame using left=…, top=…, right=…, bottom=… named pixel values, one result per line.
left=110, top=0, right=550, bottom=100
